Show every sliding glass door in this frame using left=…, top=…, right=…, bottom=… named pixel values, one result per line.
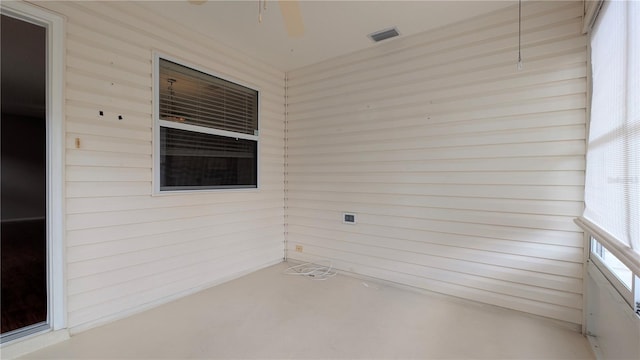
left=1, top=13, right=49, bottom=342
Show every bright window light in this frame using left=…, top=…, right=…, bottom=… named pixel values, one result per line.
left=591, top=237, right=633, bottom=290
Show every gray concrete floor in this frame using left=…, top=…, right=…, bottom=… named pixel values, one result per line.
left=23, top=262, right=594, bottom=359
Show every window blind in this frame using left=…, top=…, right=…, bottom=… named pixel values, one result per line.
left=159, top=58, right=258, bottom=136
left=584, top=0, right=640, bottom=254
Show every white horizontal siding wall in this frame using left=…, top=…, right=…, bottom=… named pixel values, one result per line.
left=286, top=1, right=586, bottom=324
left=36, top=1, right=285, bottom=331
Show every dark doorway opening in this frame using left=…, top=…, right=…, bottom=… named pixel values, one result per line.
left=1, top=14, right=48, bottom=336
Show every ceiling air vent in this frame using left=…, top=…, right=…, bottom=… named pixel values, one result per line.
left=368, top=27, right=400, bottom=42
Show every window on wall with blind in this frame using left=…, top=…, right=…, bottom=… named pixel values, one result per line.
left=583, top=0, right=639, bottom=281
left=154, top=56, right=259, bottom=191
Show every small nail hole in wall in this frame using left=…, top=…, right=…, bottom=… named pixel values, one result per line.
left=118, top=115, right=123, bottom=120
left=99, top=111, right=104, bottom=116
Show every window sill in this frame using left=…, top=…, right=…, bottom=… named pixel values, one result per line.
left=574, top=217, right=640, bottom=277
left=151, top=186, right=261, bottom=196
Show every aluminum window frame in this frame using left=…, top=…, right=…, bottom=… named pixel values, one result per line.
left=576, top=217, right=640, bottom=314
left=153, top=52, right=260, bottom=194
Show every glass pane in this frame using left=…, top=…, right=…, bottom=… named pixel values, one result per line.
left=1, top=14, right=48, bottom=338
left=591, top=238, right=633, bottom=290
left=160, top=127, right=257, bottom=190
left=159, top=59, right=258, bottom=135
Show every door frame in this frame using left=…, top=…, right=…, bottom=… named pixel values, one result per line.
left=0, top=1, right=65, bottom=342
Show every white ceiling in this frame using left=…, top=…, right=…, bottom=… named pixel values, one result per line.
left=138, top=1, right=514, bottom=72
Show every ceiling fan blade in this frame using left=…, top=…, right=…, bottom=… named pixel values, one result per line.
left=278, top=0, right=304, bottom=37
